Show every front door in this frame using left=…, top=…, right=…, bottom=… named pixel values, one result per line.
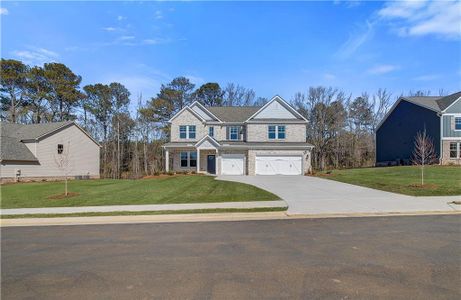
left=207, top=155, right=216, bottom=174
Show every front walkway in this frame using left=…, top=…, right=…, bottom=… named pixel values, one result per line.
left=0, top=200, right=287, bottom=216
left=217, top=176, right=461, bottom=215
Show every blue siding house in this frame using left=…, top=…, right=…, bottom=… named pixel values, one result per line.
left=376, top=91, right=461, bottom=166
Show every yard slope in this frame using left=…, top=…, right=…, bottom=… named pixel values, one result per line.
left=316, top=166, right=461, bottom=196
left=1, top=176, right=279, bottom=209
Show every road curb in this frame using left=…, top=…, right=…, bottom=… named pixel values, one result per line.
left=1, top=210, right=460, bottom=227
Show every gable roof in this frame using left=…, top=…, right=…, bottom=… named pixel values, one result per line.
left=437, top=91, right=461, bottom=111
left=403, top=91, right=461, bottom=113
left=375, top=91, right=461, bottom=131
left=207, top=106, right=261, bottom=122
left=245, top=95, right=307, bottom=122
left=0, top=121, right=100, bottom=162
left=404, top=96, right=443, bottom=112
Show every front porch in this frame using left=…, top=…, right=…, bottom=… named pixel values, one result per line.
left=164, top=136, right=220, bottom=175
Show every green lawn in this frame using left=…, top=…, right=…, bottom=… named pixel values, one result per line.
left=316, top=165, right=461, bottom=196
left=0, top=175, right=279, bottom=209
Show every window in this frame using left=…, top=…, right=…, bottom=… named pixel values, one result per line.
left=277, top=126, right=286, bottom=139
left=230, top=126, right=239, bottom=140
left=189, top=126, right=196, bottom=139
left=57, top=144, right=64, bottom=154
left=189, top=152, right=197, bottom=167
left=268, top=126, right=276, bottom=139
left=180, top=152, right=188, bottom=167
left=450, top=142, right=459, bottom=159
left=179, top=125, right=196, bottom=139
left=179, top=126, right=187, bottom=139
left=209, top=126, right=214, bottom=137
left=455, top=117, right=461, bottom=130
left=180, top=151, right=197, bottom=167
left=268, top=125, right=285, bottom=139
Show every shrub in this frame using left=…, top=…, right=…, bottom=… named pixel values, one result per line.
left=167, top=171, right=175, bottom=176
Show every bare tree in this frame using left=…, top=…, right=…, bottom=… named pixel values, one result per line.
left=54, top=141, right=72, bottom=196
left=412, top=129, right=437, bottom=186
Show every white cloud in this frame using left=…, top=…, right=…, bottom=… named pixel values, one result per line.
left=378, top=0, right=461, bottom=39
left=117, top=15, right=126, bottom=21
left=323, top=73, right=336, bottom=80
left=0, top=8, right=8, bottom=15
left=336, top=20, right=375, bottom=59
left=154, top=10, right=163, bottom=20
left=119, top=35, right=135, bottom=41
left=102, top=27, right=117, bottom=32
left=11, top=47, right=59, bottom=65
left=413, top=74, right=440, bottom=81
left=368, top=64, right=400, bottom=75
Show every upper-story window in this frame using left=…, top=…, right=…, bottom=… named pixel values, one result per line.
left=268, top=125, right=286, bottom=140
left=179, top=125, right=196, bottom=139
left=455, top=117, right=461, bottom=130
left=57, top=144, right=64, bottom=154
left=209, top=126, right=214, bottom=137
left=230, top=126, right=239, bottom=140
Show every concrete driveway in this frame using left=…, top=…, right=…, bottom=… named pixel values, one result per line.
left=218, top=175, right=460, bottom=215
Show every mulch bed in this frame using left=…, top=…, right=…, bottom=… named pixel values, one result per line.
left=47, top=192, right=80, bottom=200
left=408, top=183, right=438, bottom=190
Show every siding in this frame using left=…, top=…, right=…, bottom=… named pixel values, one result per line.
left=0, top=125, right=100, bottom=178
left=442, top=115, right=461, bottom=138
left=444, top=98, right=461, bottom=113
left=376, top=100, right=440, bottom=163
left=246, top=124, right=306, bottom=142
left=253, top=100, right=297, bottom=119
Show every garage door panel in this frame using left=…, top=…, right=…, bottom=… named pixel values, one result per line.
left=221, top=156, right=244, bottom=175
left=255, top=156, right=302, bottom=175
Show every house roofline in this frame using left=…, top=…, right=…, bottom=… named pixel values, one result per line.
left=375, top=97, right=441, bottom=132
left=245, top=95, right=307, bottom=122
left=441, top=96, right=461, bottom=113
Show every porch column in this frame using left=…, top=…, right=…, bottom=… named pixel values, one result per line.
left=165, top=149, right=169, bottom=172
left=197, top=149, right=200, bottom=173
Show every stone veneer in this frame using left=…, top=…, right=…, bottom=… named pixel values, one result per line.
left=441, top=140, right=461, bottom=165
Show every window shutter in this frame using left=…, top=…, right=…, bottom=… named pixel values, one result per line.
left=226, top=126, right=229, bottom=140
left=451, top=117, right=455, bottom=130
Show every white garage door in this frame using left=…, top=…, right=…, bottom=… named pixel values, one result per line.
left=255, top=156, right=302, bottom=175
left=221, top=155, right=245, bottom=175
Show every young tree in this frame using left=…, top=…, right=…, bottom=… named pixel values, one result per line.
left=54, top=141, right=71, bottom=196
left=0, top=59, right=29, bottom=122
left=412, top=128, right=437, bottom=186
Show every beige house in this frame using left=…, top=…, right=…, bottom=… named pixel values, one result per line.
left=0, top=121, right=100, bottom=182
left=163, top=96, right=313, bottom=175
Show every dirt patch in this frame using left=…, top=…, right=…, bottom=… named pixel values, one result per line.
left=47, top=192, right=79, bottom=200
left=316, top=172, right=337, bottom=177
left=408, top=183, right=438, bottom=190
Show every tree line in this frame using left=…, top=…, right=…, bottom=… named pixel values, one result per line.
left=1, top=58, right=443, bottom=176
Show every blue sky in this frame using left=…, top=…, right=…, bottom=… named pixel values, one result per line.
left=2, top=1, right=460, bottom=105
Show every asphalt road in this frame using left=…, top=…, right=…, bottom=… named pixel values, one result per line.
left=2, top=215, right=461, bottom=299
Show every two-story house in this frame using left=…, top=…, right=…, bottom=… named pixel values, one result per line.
left=163, top=96, right=314, bottom=175
left=376, top=91, right=461, bottom=166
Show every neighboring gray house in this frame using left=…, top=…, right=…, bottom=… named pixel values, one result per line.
left=0, top=121, right=100, bottom=182
left=163, top=96, right=313, bottom=175
left=376, top=91, right=461, bottom=166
